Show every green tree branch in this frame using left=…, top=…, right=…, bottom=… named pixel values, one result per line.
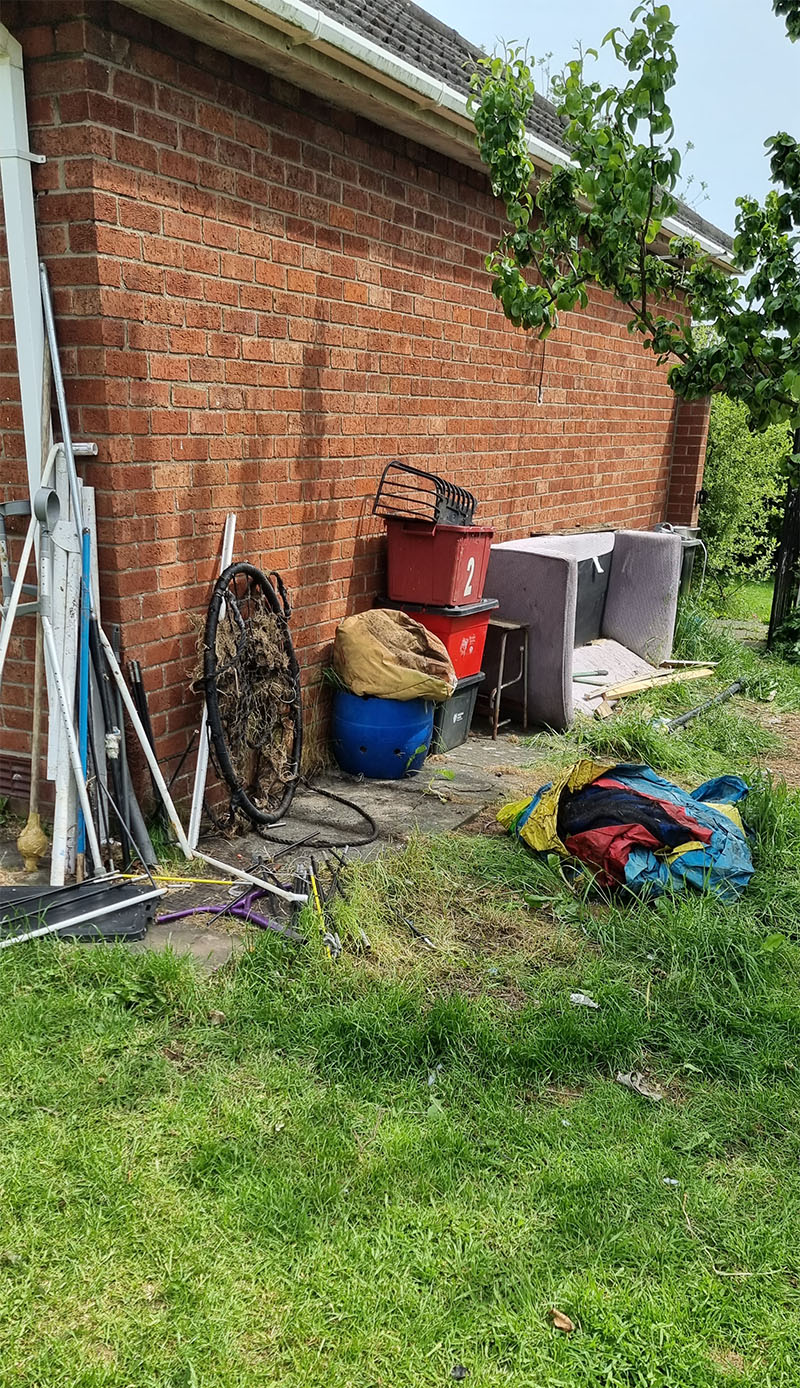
left=468, top=0, right=800, bottom=470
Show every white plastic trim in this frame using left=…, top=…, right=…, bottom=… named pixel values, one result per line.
left=0, top=23, right=47, bottom=498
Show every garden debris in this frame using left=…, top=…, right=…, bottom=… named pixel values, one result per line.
left=547, top=1309, right=575, bottom=1333
left=570, top=991, right=600, bottom=1009
left=207, top=1010, right=227, bottom=1026
left=663, top=659, right=719, bottom=669
left=451, top=1367, right=469, bottom=1381
left=595, top=663, right=718, bottom=718
left=499, top=761, right=754, bottom=900
left=603, top=666, right=716, bottom=699
left=403, top=916, right=436, bottom=949
left=616, top=1071, right=664, bottom=1102
left=157, top=889, right=307, bottom=945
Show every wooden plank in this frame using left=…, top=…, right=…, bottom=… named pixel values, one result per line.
left=595, top=697, right=617, bottom=719
left=603, top=667, right=716, bottom=700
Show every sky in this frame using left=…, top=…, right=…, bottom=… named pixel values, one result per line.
left=423, top=0, right=799, bottom=238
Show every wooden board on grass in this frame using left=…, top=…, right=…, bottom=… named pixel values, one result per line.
left=602, top=666, right=716, bottom=701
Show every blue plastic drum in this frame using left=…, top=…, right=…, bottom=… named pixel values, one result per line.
left=331, top=690, right=434, bottom=779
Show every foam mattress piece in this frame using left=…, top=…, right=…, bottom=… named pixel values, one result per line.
left=571, top=639, right=657, bottom=716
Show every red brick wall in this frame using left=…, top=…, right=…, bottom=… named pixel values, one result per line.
left=0, top=0, right=700, bottom=805
left=666, top=397, right=711, bottom=527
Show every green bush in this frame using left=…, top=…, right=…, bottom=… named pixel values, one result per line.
left=700, top=394, right=789, bottom=581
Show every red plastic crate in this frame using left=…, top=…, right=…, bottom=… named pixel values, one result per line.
left=386, top=598, right=498, bottom=679
left=385, top=519, right=494, bottom=606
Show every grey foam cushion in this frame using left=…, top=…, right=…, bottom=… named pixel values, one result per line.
left=484, top=529, right=682, bottom=730
left=602, top=530, right=682, bottom=666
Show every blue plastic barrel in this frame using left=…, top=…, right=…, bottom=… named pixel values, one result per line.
left=331, top=690, right=434, bottom=779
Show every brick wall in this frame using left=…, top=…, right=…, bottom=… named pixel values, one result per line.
left=0, top=0, right=703, bottom=807
left=666, top=397, right=711, bottom=527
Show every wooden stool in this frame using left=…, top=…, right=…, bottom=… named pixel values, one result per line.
left=484, top=619, right=528, bottom=739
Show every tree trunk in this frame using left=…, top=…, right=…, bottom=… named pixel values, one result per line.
left=767, top=427, right=800, bottom=646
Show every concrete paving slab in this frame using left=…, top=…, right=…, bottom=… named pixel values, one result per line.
left=201, top=720, right=544, bottom=873
left=129, top=918, right=241, bottom=973
left=1, top=720, right=548, bottom=968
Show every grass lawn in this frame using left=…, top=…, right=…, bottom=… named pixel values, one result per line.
left=3, top=608, right=800, bottom=1387
left=706, top=580, right=774, bottom=626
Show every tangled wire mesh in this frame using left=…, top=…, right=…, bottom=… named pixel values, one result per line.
left=205, top=567, right=301, bottom=821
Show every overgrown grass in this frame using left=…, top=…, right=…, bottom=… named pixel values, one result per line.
left=3, top=618, right=800, bottom=1385
left=524, top=600, right=800, bottom=782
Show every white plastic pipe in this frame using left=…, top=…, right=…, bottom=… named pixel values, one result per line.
left=0, top=23, right=46, bottom=498
left=0, top=442, right=96, bottom=696
left=188, top=512, right=236, bottom=849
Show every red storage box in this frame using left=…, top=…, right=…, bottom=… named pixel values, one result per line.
left=385, top=598, right=498, bottom=679
left=385, top=518, right=494, bottom=606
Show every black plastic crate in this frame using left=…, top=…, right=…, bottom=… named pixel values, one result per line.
left=432, top=671, right=483, bottom=753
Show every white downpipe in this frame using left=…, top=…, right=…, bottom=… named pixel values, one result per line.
left=0, top=22, right=46, bottom=499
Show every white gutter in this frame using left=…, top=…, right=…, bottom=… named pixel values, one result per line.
left=226, top=0, right=580, bottom=168
left=0, top=22, right=47, bottom=498
left=221, top=0, right=732, bottom=264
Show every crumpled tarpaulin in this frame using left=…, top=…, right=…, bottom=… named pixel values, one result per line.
left=498, top=760, right=754, bottom=900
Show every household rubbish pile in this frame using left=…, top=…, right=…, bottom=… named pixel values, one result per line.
left=500, top=760, right=754, bottom=900
left=0, top=265, right=308, bottom=948
left=330, top=464, right=496, bottom=777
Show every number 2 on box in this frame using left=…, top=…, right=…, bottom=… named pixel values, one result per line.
left=464, top=556, right=475, bottom=598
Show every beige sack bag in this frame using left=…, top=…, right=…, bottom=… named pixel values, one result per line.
left=333, top=609, right=456, bottom=702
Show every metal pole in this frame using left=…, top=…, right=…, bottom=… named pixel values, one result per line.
left=39, top=265, right=83, bottom=529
